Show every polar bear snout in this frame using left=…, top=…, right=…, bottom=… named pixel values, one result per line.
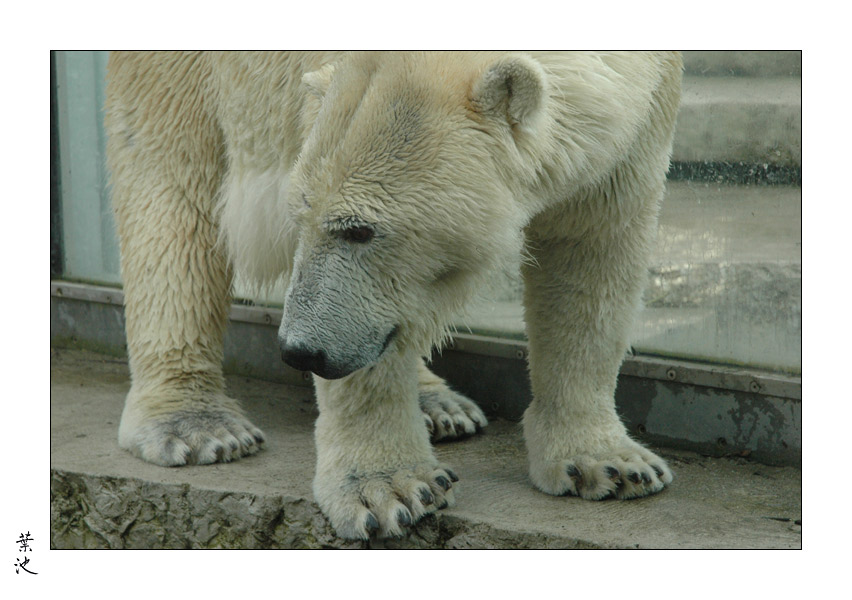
left=279, top=323, right=400, bottom=380
left=280, top=340, right=336, bottom=379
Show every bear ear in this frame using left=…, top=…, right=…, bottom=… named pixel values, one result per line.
left=301, top=62, right=337, bottom=97
left=471, top=54, right=547, bottom=131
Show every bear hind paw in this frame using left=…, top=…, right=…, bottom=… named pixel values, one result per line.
left=531, top=442, right=673, bottom=501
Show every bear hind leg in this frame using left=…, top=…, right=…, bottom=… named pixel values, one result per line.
left=521, top=185, right=673, bottom=500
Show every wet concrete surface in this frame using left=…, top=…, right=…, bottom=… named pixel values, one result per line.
left=51, top=348, right=801, bottom=549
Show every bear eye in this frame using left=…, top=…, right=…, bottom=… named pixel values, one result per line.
left=341, top=225, right=375, bottom=244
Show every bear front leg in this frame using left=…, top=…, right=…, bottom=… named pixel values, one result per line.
left=312, top=348, right=457, bottom=540
left=114, top=200, right=267, bottom=467
left=521, top=194, right=673, bottom=500
left=119, top=391, right=265, bottom=467
left=107, top=52, right=265, bottom=467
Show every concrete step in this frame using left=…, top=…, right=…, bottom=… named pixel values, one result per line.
left=682, top=51, right=801, bottom=77
left=51, top=348, right=801, bottom=549
left=675, top=75, right=801, bottom=166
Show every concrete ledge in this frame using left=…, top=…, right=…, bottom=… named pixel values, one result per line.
left=51, top=348, right=801, bottom=549
left=675, top=76, right=801, bottom=166
left=683, top=51, right=801, bottom=77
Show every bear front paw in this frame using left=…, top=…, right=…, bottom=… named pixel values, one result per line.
left=315, top=464, right=458, bottom=540
left=530, top=438, right=673, bottom=500
left=119, top=393, right=266, bottom=466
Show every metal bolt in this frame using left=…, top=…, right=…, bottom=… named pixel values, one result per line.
left=302, top=371, right=311, bottom=381
left=637, top=424, right=647, bottom=434
left=263, top=313, right=272, bottom=324
left=749, top=381, right=761, bottom=393
left=515, top=349, right=526, bottom=360
left=666, top=368, right=677, bottom=381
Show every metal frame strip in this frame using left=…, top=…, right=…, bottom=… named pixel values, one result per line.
left=50, top=280, right=801, bottom=401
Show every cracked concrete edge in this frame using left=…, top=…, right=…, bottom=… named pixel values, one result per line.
left=50, top=469, right=609, bottom=550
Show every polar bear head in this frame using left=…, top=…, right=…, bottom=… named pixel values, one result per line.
left=278, top=52, right=548, bottom=379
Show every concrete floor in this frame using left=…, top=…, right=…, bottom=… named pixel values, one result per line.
left=51, top=348, right=801, bottom=549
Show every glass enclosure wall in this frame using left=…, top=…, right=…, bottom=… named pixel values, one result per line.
left=52, top=51, right=802, bottom=374
left=53, top=51, right=119, bottom=285
left=456, top=51, right=802, bottom=374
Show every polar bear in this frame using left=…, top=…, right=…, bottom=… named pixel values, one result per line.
left=105, top=51, right=682, bottom=540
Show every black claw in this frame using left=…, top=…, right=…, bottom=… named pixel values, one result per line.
left=641, top=472, right=652, bottom=484
left=566, top=465, right=582, bottom=481
left=604, top=466, right=621, bottom=480
left=435, top=475, right=452, bottom=491
left=365, top=513, right=379, bottom=534
left=627, top=471, right=642, bottom=484
left=419, top=488, right=435, bottom=506
left=437, top=499, right=449, bottom=510
left=445, top=468, right=459, bottom=482
left=652, top=465, right=665, bottom=477
left=213, top=444, right=225, bottom=460
left=397, top=509, right=412, bottom=527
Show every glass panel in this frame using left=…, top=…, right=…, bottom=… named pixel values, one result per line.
left=54, top=51, right=801, bottom=374
left=634, top=180, right=801, bottom=373
left=55, top=50, right=119, bottom=285
left=632, top=52, right=801, bottom=375
left=459, top=51, right=802, bottom=375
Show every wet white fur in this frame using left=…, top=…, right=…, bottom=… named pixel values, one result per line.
left=106, top=51, right=682, bottom=539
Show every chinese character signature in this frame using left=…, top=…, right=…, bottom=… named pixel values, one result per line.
left=14, top=532, right=37, bottom=575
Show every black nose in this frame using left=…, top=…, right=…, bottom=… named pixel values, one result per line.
left=280, top=342, right=327, bottom=376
